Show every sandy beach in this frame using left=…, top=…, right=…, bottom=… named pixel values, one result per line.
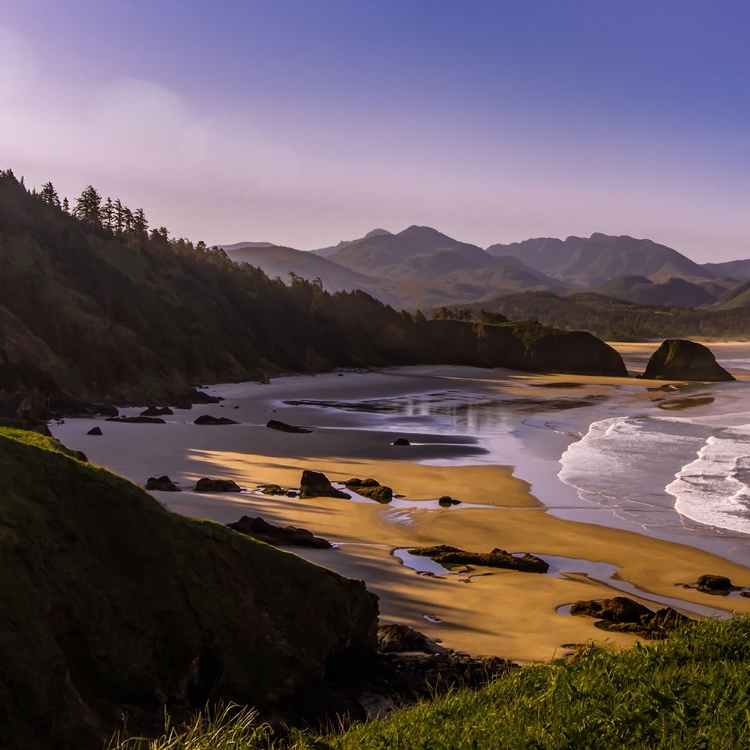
left=52, top=358, right=750, bottom=663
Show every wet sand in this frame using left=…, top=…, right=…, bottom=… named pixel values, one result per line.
left=52, top=364, right=750, bottom=663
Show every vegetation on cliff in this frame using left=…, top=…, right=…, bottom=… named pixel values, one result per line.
left=114, top=616, right=750, bottom=749
left=0, top=427, right=378, bottom=750
left=0, top=169, right=626, bottom=415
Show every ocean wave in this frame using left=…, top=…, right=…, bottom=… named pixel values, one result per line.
left=559, top=413, right=750, bottom=536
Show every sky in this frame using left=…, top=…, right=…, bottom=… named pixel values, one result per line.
left=1, top=1, right=749, bottom=260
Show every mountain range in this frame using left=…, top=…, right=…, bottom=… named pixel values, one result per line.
left=220, top=227, right=750, bottom=311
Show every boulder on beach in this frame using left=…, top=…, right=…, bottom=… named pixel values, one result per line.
left=697, top=574, right=733, bottom=593
left=392, top=437, right=411, bottom=446
left=642, top=340, right=735, bottom=382
left=408, top=545, right=549, bottom=573
left=266, top=419, right=312, bottom=434
left=140, top=406, right=174, bottom=417
left=345, top=477, right=393, bottom=503
left=228, top=515, right=332, bottom=549
left=194, top=415, right=238, bottom=426
left=570, top=596, right=691, bottom=639
left=438, top=495, right=461, bottom=507
left=145, top=475, right=181, bottom=492
left=194, top=477, right=242, bottom=492
left=300, top=470, right=351, bottom=499
left=87, top=426, right=102, bottom=436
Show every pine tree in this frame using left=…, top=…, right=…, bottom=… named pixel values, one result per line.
left=123, top=206, right=133, bottom=235
left=102, top=197, right=114, bottom=231
left=132, top=208, right=148, bottom=238
left=62, top=197, right=70, bottom=213
left=40, top=182, right=61, bottom=208
left=72, top=186, right=103, bottom=226
left=113, top=199, right=125, bottom=234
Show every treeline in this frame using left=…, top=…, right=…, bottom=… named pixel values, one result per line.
left=0, top=168, right=625, bottom=413
left=477, top=291, right=750, bottom=340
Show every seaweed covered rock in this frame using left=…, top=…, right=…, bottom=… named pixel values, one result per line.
left=300, top=470, right=351, bottom=499
left=642, top=340, right=735, bottom=382
left=228, top=515, right=332, bottom=549
left=0, top=427, right=378, bottom=750
left=408, top=545, right=549, bottom=573
left=570, top=596, right=691, bottom=639
left=106, top=415, right=166, bottom=424
left=346, top=478, right=394, bottom=503
left=377, top=623, right=441, bottom=654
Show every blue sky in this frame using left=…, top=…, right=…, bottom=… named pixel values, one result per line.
left=1, top=1, right=748, bottom=259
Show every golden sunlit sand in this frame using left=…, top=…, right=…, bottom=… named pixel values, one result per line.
left=52, top=364, right=750, bottom=663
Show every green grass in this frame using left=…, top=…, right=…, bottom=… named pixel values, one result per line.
left=113, top=617, right=750, bottom=750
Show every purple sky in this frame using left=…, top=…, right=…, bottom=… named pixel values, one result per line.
left=1, top=1, right=749, bottom=259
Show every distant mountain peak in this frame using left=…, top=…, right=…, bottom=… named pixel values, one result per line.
left=363, top=228, right=391, bottom=239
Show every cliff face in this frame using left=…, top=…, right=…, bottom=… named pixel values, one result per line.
left=642, top=339, right=735, bottom=381
left=0, top=428, right=378, bottom=750
left=408, top=320, right=628, bottom=376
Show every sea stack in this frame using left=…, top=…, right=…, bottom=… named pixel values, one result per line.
left=642, top=340, right=735, bottom=382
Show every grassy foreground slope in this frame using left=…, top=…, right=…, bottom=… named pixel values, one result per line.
left=0, top=427, right=377, bottom=750
left=119, top=617, right=750, bottom=749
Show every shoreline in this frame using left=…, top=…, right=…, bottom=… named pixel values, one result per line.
left=50, top=362, right=750, bottom=662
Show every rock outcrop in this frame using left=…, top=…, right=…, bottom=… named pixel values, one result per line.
left=346, top=478, right=394, bottom=503
left=87, top=426, right=102, bottom=436
left=228, top=515, right=332, bottom=548
left=140, top=406, right=174, bottom=417
left=300, top=470, right=351, bottom=499
left=697, top=574, right=733, bottom=593
left=194, top=415, right=238, bottom=425
left=642, top=340, right=735, bottom=382
left=145, top=475, right=181, bottom=492
left=408, top=545, right=549, bottom=573
left=0, top=427, right=378, bottom=750
left=392, top=437, right=411, bottom=446
left=570, top=596, right=691, bottom=639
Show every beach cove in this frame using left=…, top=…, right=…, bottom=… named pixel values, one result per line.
left=52, top=345, right=750, bottom=663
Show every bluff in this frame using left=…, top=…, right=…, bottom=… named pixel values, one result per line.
left=642, top=339, right=735, bottom=382
left=0, top=428, right=378, bottom=750
left=0, top=169, right=627, bottom=419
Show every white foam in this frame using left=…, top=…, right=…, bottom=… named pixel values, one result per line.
left=667, top=426, right=750, bottom=535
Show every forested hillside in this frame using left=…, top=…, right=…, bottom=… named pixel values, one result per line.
left=0, top=170, right=626, bottom=415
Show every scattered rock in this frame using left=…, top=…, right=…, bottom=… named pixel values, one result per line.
left=105, top=416, right=166, bottom=424
left=366, top=624, right=516, bottom=708
left=438, top=495, right=461, bottom=507
left=194, top=478, right=242, bottom=492
left=300, top=470, right=351, bottom=499
left=145, top=475, right=181, bottom=492
left=697, top=574, right=733, bottom=593
left=642, top=339, right=735, bottom=382
left=266, top=419, right=312, bottom=434
left=71, top=450, right=88, bottom=462
left=346, top=478, right=393, bottom=503
left=87, top=426, right=103, bottom=436
left=228, top=515, right=331, bottom=549
left=194, top=415, right=238, bottom=426
left=140, top=406, right=174, bottom=417
left=392, top=438, right=411, bottom=446
left=570, top=596, right=691, bottom=639
left=408, top=545, right=549, bottom=573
